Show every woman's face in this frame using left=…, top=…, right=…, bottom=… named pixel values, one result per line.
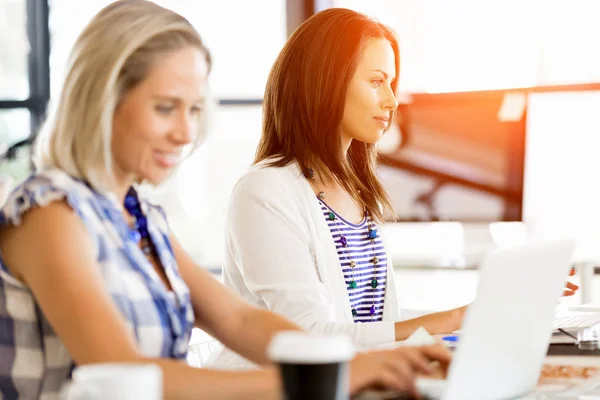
left=111, top=46, right=209, bottom=187
left=339, top=37, right=399, bottom=149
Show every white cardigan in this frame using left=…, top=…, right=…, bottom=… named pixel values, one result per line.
left=210, top=161, right=400, bottom=369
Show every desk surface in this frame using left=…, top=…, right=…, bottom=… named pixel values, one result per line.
left=355, top=356, right=600, bottom=400
left=528, top=355, right=600, bottom=399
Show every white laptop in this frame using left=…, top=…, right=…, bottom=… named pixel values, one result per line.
left=417, top=239, right=576, bottom=400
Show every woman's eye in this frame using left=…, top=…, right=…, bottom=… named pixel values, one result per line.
left=155, top=105, right=173, bottom=115
left=372, top=79, right=383, bottom=87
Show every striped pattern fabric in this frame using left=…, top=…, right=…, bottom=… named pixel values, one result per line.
left=0, top=170, right=194, bottom=400
left=318, top=199, right=387, bottom=322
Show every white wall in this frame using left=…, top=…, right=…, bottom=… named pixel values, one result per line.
left=523, top=91, right=600, bottom=263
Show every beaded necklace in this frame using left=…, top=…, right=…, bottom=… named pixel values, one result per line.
left=306, top=169, right=381, bottom=319
left=122, top=187, right=192, bottom=351
left=124, top=187, right=153, bottom=255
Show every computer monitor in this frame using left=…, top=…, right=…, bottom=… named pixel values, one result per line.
left=378, top=89, right=527, bottom=222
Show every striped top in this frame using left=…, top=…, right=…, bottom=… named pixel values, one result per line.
left=319, top=199, right=387, bottom=322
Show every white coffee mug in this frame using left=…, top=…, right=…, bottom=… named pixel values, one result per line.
left=61, top=363, right=162, bottom=400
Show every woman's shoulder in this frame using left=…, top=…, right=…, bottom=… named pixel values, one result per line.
left=1, top=169, right=93, bottom=227
left=12, top=169, right=86, bottom=192
left=235, top=160, right=303, bottom=193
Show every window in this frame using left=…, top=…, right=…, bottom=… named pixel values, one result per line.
left=49, top=0, right=287, bottom=100
left=0, top=109, right=31, bottom=184
left=153, top=1, right=286, bottom=99
left=334, top=0, right=600, bottom=92
left=535, top=2, right=600, bottom=86
left=48, top=0, right=114, bottom=98
left=0, top=109, right=29, bottom=152
left=0, top=0, right=48, bottom=186
left=0, top=0, right=29, bottom=100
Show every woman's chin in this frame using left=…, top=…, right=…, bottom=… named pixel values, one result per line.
left=357, top=132, right=384, bottom=145
left=139, top=170, right=170, bottom=187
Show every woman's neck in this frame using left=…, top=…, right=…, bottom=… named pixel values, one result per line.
left=110, top=165, right=137, bottom=206
left=307, top=167, right=336, bottom=189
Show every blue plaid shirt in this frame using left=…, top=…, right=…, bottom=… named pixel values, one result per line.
left=0, top=170, right=194, bottom=399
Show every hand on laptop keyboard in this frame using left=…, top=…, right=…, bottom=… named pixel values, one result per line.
left=349, top=344, right=451, bottom=398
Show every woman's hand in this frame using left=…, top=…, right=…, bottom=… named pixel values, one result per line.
left=423, top=305, right=467, bottom=335
left=394, top=305, right=468, bottom=340
left=348, top=344, right=452, bottom=397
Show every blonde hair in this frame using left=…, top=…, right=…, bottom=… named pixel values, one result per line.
left=35, top=0, right=211, bottom=192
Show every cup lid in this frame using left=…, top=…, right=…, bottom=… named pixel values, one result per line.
left=267, top=331, right=355, bottom=364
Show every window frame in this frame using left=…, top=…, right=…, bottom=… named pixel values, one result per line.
left=0, top=0, right=50, bottom=167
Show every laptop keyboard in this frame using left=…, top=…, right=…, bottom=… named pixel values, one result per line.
left=553, top=312, right=600, bottom=330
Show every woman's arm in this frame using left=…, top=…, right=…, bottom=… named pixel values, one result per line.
left=172, top=235, right=302, bottom=366
left=394, top=307, right=466, bottom=341
left=0, top=202, right=280, bottom=400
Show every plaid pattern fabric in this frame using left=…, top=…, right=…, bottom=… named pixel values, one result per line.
left=0, top=170, right=194, bottom=399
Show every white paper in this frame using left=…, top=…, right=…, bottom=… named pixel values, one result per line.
left=498, top=91, right=527, bottom=121
left=374, top=326, right=436, bottom=351
left=404, top=326, right=437, bottom=346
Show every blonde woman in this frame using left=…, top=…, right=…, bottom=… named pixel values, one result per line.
left=0, top=1, right=451, bottom=399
